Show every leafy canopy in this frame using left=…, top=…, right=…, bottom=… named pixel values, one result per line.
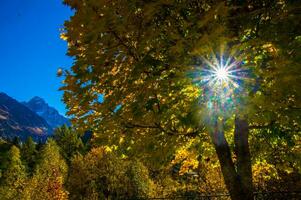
left=61, top=0, right=301, bottom=159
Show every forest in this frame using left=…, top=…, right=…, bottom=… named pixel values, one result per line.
left=0, top=0, right=301, bottom=199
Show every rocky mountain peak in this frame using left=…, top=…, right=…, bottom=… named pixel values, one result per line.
left=23, top=96, right=70, bottom=129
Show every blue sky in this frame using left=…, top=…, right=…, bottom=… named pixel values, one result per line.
left=0, top=0, right=73, bottom=115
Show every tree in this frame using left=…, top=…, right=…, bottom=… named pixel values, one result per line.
left=21, top=137, right=37, bottom=174
left=11, top=137, right=21, bottom=148
left=126, top=160, right=156, bottom=198
left=0, top=145, right=27, bottom=199
left=61, top=1, right=301, bottom=199
left=53, top=124, right=84, bottom=161
left=67, top=147, right=131, bottom=199
left=26, top=139, right=68, bottom=200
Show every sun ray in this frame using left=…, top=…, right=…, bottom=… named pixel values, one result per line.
left=227, top=74, right=248, bottom=80
left=227, top=68, right=245, bottom=73
left=224, top=60, right=241, bottom=71
left=202, top=57, right=219, bottom=71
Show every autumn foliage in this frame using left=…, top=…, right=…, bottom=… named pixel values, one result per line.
left=1, top=0, right=301, bottom=199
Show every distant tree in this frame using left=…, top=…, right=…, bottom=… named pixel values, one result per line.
left=11, top=137, right=21, bottom=148
left=35, top=139, right=44, bottom=152
left=53, top=124, right=84, bottom=161
left=25, top=139, right=68, bottom=200
left=21, top=137, right=37, bottom=174
left=0, top=145, right=27, bottom=199
left=0, top=139, right=13, bottom=177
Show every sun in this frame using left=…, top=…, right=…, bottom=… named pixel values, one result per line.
left=199, top=54, right=245, bottom=89
left=215, top=67, right=229, bottom=81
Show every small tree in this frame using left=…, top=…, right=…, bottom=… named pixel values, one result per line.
left=53, top=125, right=84, bottom=161
left=21, top=137, right=37, bottom=174
left=26, top=139, right=68, bottom=200
left=126, top=160, right=156, bottom=198
left=0, top=145, right=27, bottom=199
left=67, top=147, right=127, bottom=199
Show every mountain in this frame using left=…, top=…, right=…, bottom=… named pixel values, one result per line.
left=23, top=96, right=70, bottom=129
left=0, top=92, right=51, bottom=141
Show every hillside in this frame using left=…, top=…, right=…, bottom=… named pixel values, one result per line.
left=0, top=92, right=51, bottom=141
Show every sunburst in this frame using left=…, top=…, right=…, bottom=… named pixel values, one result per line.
left=192, top=51, right=248, bottom=115
left=200, top=54, right=245, bottom=89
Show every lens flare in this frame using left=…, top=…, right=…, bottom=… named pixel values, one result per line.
left=192, top=52, right=248, bottom=116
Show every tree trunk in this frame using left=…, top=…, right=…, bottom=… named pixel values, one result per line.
left=209, top=117, right=253, bottom=200
left=234, top=117, right=253, bottom=199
